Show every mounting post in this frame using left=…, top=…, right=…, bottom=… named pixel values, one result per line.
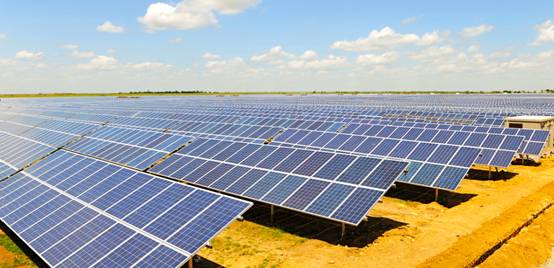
left=488, top=166, right=492, bottom=180
left=434, top=188, right=439, bottom=202
left=340, top=223, right=346, bottom=240
left=188, top=258, right=193, bottom=268
left=270, top=205, right=274, bottom=225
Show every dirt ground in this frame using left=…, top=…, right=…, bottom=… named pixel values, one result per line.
left=196, top=156, right=554, bottom=268
left=1, top=157, right=554, bottom=268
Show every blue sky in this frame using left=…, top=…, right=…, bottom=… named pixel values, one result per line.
left=0, top=0, right=553, bottom=92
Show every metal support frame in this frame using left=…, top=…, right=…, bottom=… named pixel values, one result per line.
left=340, top=223, right=346, bottom=240
left=488, top=166, right=492, bottom=180
left=270, top=205, right=274, bottom=225
left=188, top=258, right=193, bottom=268
left=434, top=188, right=439, bottom=202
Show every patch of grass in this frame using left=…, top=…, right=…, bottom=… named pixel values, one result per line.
left=0, top=235, right=23, bottom=254
left=211, top=236, right=260, bottom=256
left=258, top=257, right=270, bottom=268
left=13, top=254, right=37, bottom=267
left=269, top=227, right=286, bottom=238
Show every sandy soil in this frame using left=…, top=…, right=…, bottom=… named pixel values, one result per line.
left=197, top=156, right=554, bottom=268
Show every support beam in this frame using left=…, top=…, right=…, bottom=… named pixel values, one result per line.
left=434, top=188, right=439, bottom=202
left=188, top=258, right=193, bottom=268
left=340, top=223, right=346, bottom=240
left=270, top=205, right=274, bottom=225
left=488, top=166, right=492, bottom=180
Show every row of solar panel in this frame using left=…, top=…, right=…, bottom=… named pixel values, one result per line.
left=1, top=108, right=544, bottom=158
left=0, top=108, right=535, bottom=190
left=0, top=100, right=524, bottom=126
left=273, top=129, right=483, bottom=168
left=66, top=117, right=471, bottom=191
left=1, top=116, right=421, bottom=222
left=0, top=132, right=53, bottom=169
left=340, top=119, right=549, bottom=155
left=2, top=114, right=481, bottom=190
left=86, top=126, right=192, bottom=152
left=126, top=111, right=536, bottom=157
left=65, top=138, right=169, bottom=170
left=110, top=110, right=541, bottom=159
left=0, top=150, right=251, bottom=267
left=149, top=137, right=408, bottom=224
left=82, top=111, right=518, bottom=170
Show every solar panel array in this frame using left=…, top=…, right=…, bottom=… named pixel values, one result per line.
left=150, top=137, right=408, bottom=225
left=0, top=116, right=252, bottom=266
left=0, top=151, right=251, bottom=267
left=0, top=94, right=552, bottom=266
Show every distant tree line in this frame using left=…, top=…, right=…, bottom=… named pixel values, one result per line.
left=124, top=90, right=205, bottom=94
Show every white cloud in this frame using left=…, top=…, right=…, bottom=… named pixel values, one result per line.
left=418, top=31, right=448, bottom=46
left=77, top=55, right=119, bottom=70
left=461, top=24, right=494, bottom=38
left=251, top=46, right=294, bottom=62
left=539, top=50, right=554, bottom=59
left=411, top=46, right=455, bottom=61
left=72, top=50, right=95, bottom=59
left=61, top=44, right=95, bottom=59
left=331, top=27, right=445, bottom=51
left=129, top=62, right=171, bottom=70
left=357, top=52, right=398, bottom=65
left=286, top=55, right=346, bottom=70
left=250, top=46, right=346, bottom=70
left=138, top=0, right=260, bottom=32
left=96, top=21, right=124, bottom=33
left=202, top=52, right=221, bottom=60
left=205, top=57, right=246, bottom=72
left=533, top=20, right=554, bottom=44
left=0, top=58, right=16, bottom=66
left=15, top=50, right=44, bottom=60
left=401, top=16, right=417, bottom=25
left=300, top=50, right=318, bottom=60
left=76, top=55, right=171, bottom=72
left=206, top=0, right=261, bottom=14
left=468, top=45, right=480, bottom=53
left=0, top=33, right=6, bottom=40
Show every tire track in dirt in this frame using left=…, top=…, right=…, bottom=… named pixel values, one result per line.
left=417, top=180, right=554, bottom=268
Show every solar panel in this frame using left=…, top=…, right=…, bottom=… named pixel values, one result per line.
left=150, top=138, right=408, bottom=225
left=64, top=126, right=193, bottom=170
left=0, top=131, right=55, bottom=168
left=0, top=150, right=251, bottom=267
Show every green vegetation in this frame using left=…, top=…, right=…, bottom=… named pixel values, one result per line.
left=0, top=234, right=23, bottom=254
left=0, top=89, right=553, bottom=98
left=0, top=234, right=37, bottom=268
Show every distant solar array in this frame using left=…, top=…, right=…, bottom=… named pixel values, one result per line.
left=0, top=94, right=552, bottom=267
